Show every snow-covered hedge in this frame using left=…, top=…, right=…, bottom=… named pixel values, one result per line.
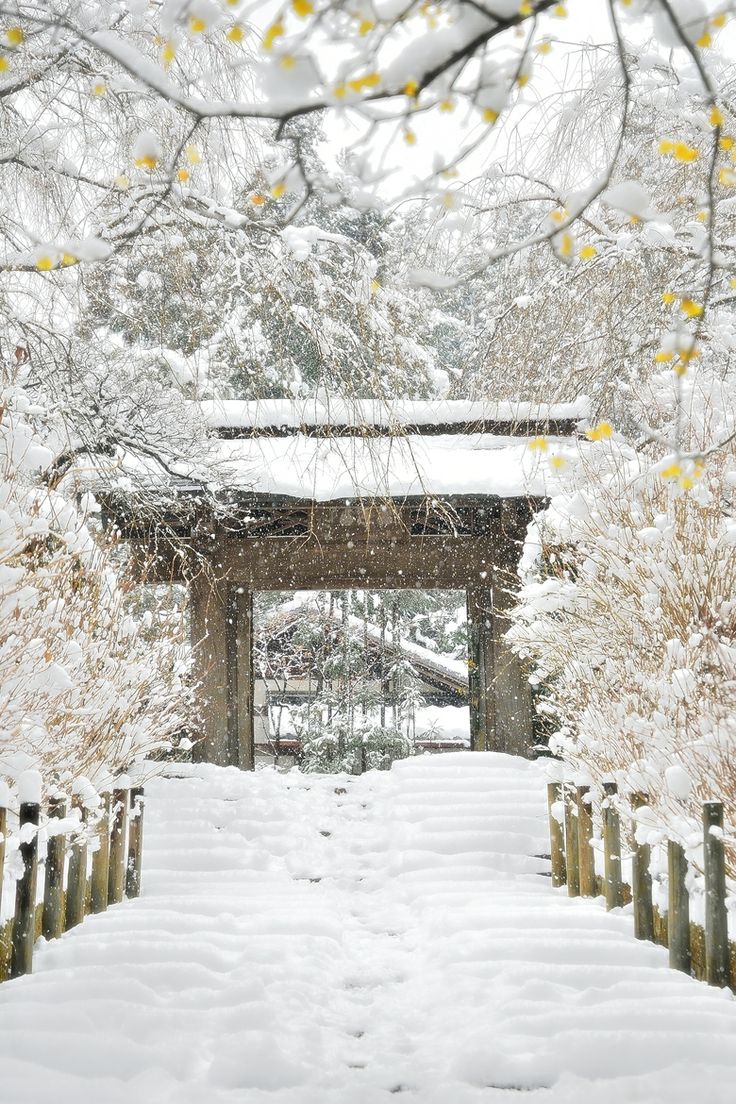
left=0, top=364, right=191, bottom=808
left=508, top=373, right=736, bottom=872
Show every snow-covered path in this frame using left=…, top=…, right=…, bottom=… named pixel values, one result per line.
left=2, top=753, right=736, bottom=1103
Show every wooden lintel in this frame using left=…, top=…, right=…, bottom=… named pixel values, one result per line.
left=218, top=536, right=499, bottom=591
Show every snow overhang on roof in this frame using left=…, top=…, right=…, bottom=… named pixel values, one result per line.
left=90, top=396, right=590, bottom=512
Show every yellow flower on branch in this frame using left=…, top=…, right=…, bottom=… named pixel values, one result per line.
left=528, top=436, right=548, bottom=452
left=227, top=25, right=244, bottom=43
left=680, top=298, right=703, bottom=317
left=292, top=0, right=314, bottom=16
left=347, top=72, right=381, bottom=93
left=659, top=139, right=699, bottom=163
left=585, top=422, right=614, bottom=442
left=5, top=27, right=24, bottom=47
left=36, top=255, right=55, bottom=271
left=579, top=244, right=598, bottom=261
left=710, top=106, right=725, bottom=127
left=271, top=181, right=286, bottom=199
left=189, top=17, right=207, bottom=33
left=483, top=108, right=499, bottom=124
left=177, top=168, right=190, bottom=182
left=660, top=463, right=682, bottom=481
left=263, top=22, right=284, bottom=50
left=359, top=20, right=375, bottom=35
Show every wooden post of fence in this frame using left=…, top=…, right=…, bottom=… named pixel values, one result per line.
left=42, top=797, right=66, bottom=941
left=667, top=839, right=691, bottom=975
left=702, top=801, right=729, bottom=988
left=602, top=781, right=624, bottom=909
left=563, top=785, right=580, bottom=897
left=125, top=787, right=145, bottom=899
left=631, top=792, right=654, bottom=942
left=546, top=782, right=566, bottom=887
left=10, top=796, right=41, bottom=978
left=65, top=805, right=88, bottom=931
left=108, top=787, right=129, bottom=905
left=90, top=793, right=111, bottom=914
left=576, top=785, right=596, bottom=897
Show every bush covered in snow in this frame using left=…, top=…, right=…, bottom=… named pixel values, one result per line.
left=0, top=364, right=192, bottom=807
left=509, top=371, right=736, bottom=870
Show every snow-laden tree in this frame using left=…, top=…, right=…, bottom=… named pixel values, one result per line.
left=77, top=169, right=451, bottom=401
left=0, top=358, right=193, bottom=809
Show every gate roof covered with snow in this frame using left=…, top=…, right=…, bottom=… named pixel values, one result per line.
left=96, top=396, right=587, bottom=769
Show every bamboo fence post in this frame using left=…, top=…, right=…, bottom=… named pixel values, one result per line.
left=667, top=839, right=691, bottom=975
left=65, top=804, right=88, bottom=931
left=602, top=781, right=624, bottom=909
left=702, top=801, right=729, bottom=988
left=10, top=793, right=41, bottom=979
left=631, top=793, right=654, bottom=942
left=125, top=787, right=144, bottom=899
left=563, top=785, right=580, bottom=897
left=90, top=793, right=111, bottom=914
left=108, top=787, right=129, bottom=905
left=546, top=782, right=566, bottom=887
left=42, top=797, right=67, bottom=941
left=576, top=785, right=596, bottom=897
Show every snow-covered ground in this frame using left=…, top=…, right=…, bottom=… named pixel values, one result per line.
left=1, top=753, right=736, bottom=1102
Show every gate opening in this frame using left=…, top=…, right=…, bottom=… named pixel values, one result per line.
left=252, top=589, right=469, bottom=770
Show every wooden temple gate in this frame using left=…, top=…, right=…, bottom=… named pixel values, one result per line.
left=186, top=494, right=537, bottom=767
left=101, top=403, right=581, bottom=767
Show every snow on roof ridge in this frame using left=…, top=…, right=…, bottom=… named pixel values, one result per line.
left=199, top=396, right=590, bottom=431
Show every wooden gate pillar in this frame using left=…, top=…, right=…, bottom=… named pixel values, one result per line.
left=228, top=587, right=255, bottom=770
left=189, top=569, right=230, bottom=766
left=466, top=585, right=494, bottom=751
left=491, top=509, right=535, bottom=758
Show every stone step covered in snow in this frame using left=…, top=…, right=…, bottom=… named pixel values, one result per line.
left=0, top=753, right=735, bottom=1103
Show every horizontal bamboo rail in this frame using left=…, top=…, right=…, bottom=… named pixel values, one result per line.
left=0, top=784, right=146, bottom=984
left=547, top=783, right=735, bottom=990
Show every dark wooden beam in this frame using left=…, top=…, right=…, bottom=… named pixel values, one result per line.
left=213, top=419, right=581, bottom=440
left=219, top=536, right=500, bottom=591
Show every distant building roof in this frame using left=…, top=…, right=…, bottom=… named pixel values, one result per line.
left=262, top=594, right=468, bottom=693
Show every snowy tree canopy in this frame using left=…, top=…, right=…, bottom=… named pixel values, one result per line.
left=0, top=1, right=732, bottom=276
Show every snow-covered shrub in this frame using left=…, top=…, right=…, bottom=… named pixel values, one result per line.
left=509, top=372, right=736, bottom=870
left=0, top=364, right=192, bottom=806
left=298, top=712, right=413, bottom=776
